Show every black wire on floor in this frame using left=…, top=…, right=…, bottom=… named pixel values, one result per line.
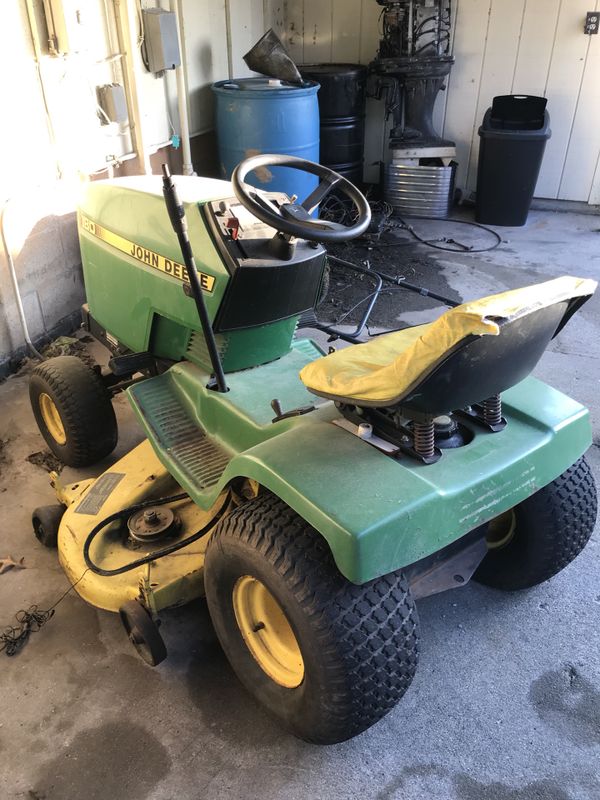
left=319, top=195, right=503, bottom=254
left=395, top=213, right=503, bottom=253
left=0, top=568, right=89, bottom=657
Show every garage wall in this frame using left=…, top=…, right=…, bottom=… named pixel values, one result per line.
left=0, top=2, right=85, bottom=371
left=272, top=0, right=600, bottom=204
left=0, top=0, right=178, bottom=370
left=182, top=0, right=266, bottom=138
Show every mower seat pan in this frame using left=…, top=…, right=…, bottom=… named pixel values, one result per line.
left=299, top=276, right=596, bottom=407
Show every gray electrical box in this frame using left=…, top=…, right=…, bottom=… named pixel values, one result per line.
left=96, top=83, right=128, bottom=124
left=142, top=8, right=181, bottom=72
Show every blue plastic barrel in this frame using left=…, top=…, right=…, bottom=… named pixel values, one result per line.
left=212, top=78, right=320, bottom=203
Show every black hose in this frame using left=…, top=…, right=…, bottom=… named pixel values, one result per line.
left=83, top=492, right=230, bottom=576
left=395, top=213, right=503, bottom=253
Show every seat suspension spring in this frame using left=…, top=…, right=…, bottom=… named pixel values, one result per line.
left=413, top=420, right=435, bottom=459
left=483, top=394, right=502, bottom=427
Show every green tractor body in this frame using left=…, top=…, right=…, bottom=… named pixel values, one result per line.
left=79, top=177, right=322, bottom=372
left=29, top=163, right=596, bottom=743
left=76, top=175, right=592, bottom=584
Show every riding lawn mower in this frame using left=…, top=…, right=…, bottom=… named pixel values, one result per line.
left=28, top=154, right=597, bottom=744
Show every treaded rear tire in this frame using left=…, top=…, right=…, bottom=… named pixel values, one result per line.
left=474, top=456, right=597, bottom=591
left=29, top=356, right=117, bottom=468
left=204, top=493, right=420, bottom=744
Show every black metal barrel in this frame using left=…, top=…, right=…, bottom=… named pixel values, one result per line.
left=299, top=63, right=367, bottom=186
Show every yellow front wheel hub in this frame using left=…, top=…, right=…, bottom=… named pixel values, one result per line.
left=39, top=393, right=67, bottom=445
left=233, top=575, right=305, bottom=688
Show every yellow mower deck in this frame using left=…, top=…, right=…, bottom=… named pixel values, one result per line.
left=54, top=440, right=227, bottom=613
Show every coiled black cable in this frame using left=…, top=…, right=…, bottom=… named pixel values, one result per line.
left=395, top=213, right=503, bottom=253
left=1, top=569, right=89, bottom=656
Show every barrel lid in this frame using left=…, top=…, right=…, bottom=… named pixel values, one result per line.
left=299, top=63, right=367, bottom=77
left=212, top=78, right=319, bottom=96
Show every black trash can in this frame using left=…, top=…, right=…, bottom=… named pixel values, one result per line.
left=476, top=95, right=551, bottom=226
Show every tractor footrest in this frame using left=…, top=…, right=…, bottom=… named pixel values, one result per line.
left=128, top=376, right=230, bottom=492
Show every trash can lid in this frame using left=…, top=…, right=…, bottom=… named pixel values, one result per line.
left=479, top=108, right=551, bottom=140
left=490, top=95, right=547, bottom=130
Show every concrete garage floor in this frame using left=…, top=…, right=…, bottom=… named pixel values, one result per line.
left=0, top=209, right=599, bottom=800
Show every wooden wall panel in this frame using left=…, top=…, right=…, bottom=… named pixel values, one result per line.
left=432, top=0, right=459, bottom=138
left=182, top=0, right=229, bottom=135
left=264, top=1, right=285, bottom=35
left=283, top=0, right=305, bottom=62
left=331, top=0, right=362, bottom=63
left=360, top=0, right=385, bottom=182
left=534, top=0, right=593, bottom=198
left=557, top=0, right=600, bottom=201
left=441, top=0, right=492, bottom=193
left=358, top=0, right=380, bottom=63
left=511, top=0, right=561, bottom=95
left=464, top=0, right=527, bottom=191
left=303, top=0, right=333, bottom=62
left=228, top=0, right=266, bottom=77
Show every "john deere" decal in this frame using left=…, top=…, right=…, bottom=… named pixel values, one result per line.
left=78, top=212, right=215, bottom=292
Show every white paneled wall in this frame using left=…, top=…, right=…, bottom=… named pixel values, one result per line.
left=266, top=0, right=600, bottom=203
left=182, top=0, right=267, bottom=137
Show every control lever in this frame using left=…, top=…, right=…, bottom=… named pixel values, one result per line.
left=270, top=398, right=316, bottom=423
left=161, top=164, right=228, bottom=393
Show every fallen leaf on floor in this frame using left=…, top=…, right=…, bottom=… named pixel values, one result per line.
left=26, top=451, right=64, bottom=474
left=0, top=556, right=26, bottom=575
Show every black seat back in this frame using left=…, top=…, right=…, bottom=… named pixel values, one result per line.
left=399, top=299, right=578, bottom=415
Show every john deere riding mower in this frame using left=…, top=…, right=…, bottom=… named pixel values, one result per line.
left=29, top=155, right=597, bottom=744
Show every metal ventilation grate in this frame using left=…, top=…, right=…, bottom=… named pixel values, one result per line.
left=186, top=330, right=228, bottom=368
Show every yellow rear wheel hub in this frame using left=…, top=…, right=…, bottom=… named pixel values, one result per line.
left=39, top=393, right=67, bottom=445
left=233, top=575, right=304, bottom=688
left=486, top=510, right=516, bottom=550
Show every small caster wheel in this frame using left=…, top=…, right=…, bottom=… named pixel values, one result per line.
left=32, top=504, right=65, bottom=548
left=119, top=600, right=167, bottom=666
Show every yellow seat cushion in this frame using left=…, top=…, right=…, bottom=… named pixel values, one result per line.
left=299, top=276, right=597, bottom=406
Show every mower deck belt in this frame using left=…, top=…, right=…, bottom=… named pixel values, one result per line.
left=299, top=276, right=597, bottom=406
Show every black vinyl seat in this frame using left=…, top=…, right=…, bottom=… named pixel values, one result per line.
left=300, top=277, right=595, bottom=415
left=300, top=277, right=596, bottom=460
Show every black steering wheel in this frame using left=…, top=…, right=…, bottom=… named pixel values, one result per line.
left=231, top=154, right=371, bottom=243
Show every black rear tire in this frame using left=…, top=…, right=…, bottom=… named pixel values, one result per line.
left=474, top=456, right=597, bottom=591
left=32, top=504, right=65, bottom=548
left=29, top=356, right=117, bottom=468
left=204, top=493, right=419, bottom=744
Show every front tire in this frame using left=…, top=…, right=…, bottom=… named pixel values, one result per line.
left=204, top=493, right=419, bottom=744
left=29, top=356, right=118, bottom=468
left=474, top=456, right=597, bottom=591
left=32, top=504, right=64, bottom=548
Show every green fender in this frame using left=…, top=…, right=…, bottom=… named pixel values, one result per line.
left=128, top=350, right=591, bottom=585
left=216, top=378, right=591, bottom=584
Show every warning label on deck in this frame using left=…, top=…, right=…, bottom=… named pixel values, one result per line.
left=79, top=212, right=215, bottom=292
left=74, top=472, right=126, bottom=516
